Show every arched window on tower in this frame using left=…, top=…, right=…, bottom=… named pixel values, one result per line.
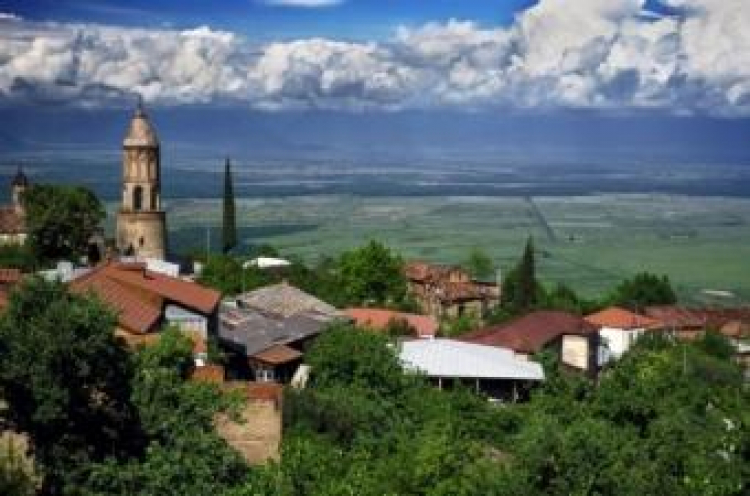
left=133, top=186, right=143, bottom=211
left=151, top=188, right=158, bottom=210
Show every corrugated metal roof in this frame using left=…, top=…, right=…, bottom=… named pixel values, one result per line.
left=399, top=339, right=544, bottom=381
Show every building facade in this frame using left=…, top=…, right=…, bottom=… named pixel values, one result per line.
left=116, top=103, right=167, bottom=260
left=404, top=261, right=500, bottom=319
left=0, top=168, right=29, bottom=245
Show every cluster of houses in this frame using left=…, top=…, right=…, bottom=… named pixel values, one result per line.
left=2, top=254, right=745, bottom=406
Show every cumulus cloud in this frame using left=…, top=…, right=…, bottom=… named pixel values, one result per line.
left=0, top=0, right=749, bottom=116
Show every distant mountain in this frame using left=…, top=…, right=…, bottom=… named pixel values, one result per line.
left=2, top=104, right=750, bottom=165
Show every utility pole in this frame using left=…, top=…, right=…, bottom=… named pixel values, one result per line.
left=205, top=225, right=211, bottom=259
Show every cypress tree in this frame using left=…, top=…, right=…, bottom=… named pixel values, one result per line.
left=222, top=157, right=237, bottom=253
left=518, top=236, right=537, bottom=310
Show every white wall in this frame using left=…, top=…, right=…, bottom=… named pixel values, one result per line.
left=598, top=326, right=646, bottom=365
left=562, top=335, right=590, bottom=370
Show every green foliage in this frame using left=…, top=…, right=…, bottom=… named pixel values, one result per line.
left=222, top=158, right=237, bottom=254
left=383, top=317, right=415, bottom=337
left=0, top=438, right=36, bottom=496
left=305, top=323, right=409, bottom=396
left=439, top=313, right=479, bottom=337
left=464, top=247, right=495, bottom=280
left=0, top=278, right=140, bottom=492
left=694, top=330, right=735, bottom=361
left=278, top=318, right=749, bottom=496
left=197, top=254, right=273, bottom=296
left=0, top=244, right=37, bottom=272
left=501, top=237, right=542, bottom=312
left=337, top=240, right=407, bottom=306
left=610, top=271, right=677, bottom=308
left=82, top=328, right=249, bottom=495
left=22, top=184, right=105, bottom=262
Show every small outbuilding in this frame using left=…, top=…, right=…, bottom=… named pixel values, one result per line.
left=399, top=338, right=544, bottom=401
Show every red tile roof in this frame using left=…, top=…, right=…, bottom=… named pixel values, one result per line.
left=462, top=310, right=596, bottom=354
left=585, top=307, right=663, bottom=330
left=644, top=306, right=706, bottom=330
left=644, top=306, right=750, bottom=331
left=191, top=365, right=225, bottom=384
left=105, top=262, right=220, bottom=314
left=252, top=344, right=303, bottom=365
left=79, top=275, right=161, bottom=333
left=71, top=261, right=221, bottom=334
left=404, top=261, right=462, bottom=283
left=346, top=308, right=438, bottom=338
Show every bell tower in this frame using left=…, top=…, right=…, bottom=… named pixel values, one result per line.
left=116, top=101, right=167, bottom=260
left=11, top=166, right=28, bottom=215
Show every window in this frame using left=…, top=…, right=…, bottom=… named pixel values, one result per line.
left=256, top=367, right=276, bottom=382
left=133, top=186, right=143, bottom=211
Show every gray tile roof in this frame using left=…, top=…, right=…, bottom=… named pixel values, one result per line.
left=236, top=282, right=345, bottom=319
left=219, top=284, right=345, bottom=358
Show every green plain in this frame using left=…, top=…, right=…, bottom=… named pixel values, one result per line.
left=110, top=194, right=750, bottom=304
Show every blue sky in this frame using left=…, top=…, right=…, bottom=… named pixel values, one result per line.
left=3, top=1, right=538, bottom=39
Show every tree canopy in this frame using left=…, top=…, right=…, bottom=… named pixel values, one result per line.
left=337, top=240, right=407, bottom=306
left=464, top=248, right=495, bottom=280
left=0, top=278, right=140, bottom=492
left=610, top=271, right=677, bottom=308
left=22, top=184, right=105, bottom=263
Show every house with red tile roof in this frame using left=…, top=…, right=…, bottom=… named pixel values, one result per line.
left=585, top=307, right=663, bottom=364
left=462, top=310, right=599, bottom=375
left=346, top=308, right=437, bottom=338
left=0, top=268, right=22, bottom=310
left=70, top=261, right=221, bottom=355
left=404, top=261, right=499, bottom=320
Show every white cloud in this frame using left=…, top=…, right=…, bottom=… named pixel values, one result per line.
left=0, top=0, right=749, bottom=116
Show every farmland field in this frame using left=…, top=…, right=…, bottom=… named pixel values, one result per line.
left=116, top=193, right=750, bottom=304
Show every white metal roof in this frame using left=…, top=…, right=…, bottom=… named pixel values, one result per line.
left=399, top=339, right=544, bottom=381
left=244, top=257, right=292, bottom=269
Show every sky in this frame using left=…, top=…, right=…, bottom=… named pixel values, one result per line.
left=0, top=0, right=749, bottom=159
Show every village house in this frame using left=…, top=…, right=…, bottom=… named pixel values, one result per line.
left=644, top=305, right=750, bottom=366
left=399, top=338, right=544, bottom=402
left=404, top=261, right=499, bottom=319
left=218, top=282, right=345, bottom=383
left=462, top=310, right=599, bottom=376
left=70, top=261, right=221, bottom=360
left=585, top=306, right=663, bottom=364
left=0, top=168, right=29, bottom=246
left=0, top=268, right=22, bottom=309
left=346, top=307, right=438, bottom=338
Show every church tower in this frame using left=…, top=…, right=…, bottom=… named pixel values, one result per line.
left=11, top=166, right=28, bottom=215
left=116, top=102, right=167, bottom=260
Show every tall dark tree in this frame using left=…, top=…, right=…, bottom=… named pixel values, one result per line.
left=503, top=236, right=539, bottom=311
left=222, top=157, right=237, bottom=254
left=22, top=184, right=105, bottom=263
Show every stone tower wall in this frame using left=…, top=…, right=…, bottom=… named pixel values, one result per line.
left=117, top=210, right=167, bottom=260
